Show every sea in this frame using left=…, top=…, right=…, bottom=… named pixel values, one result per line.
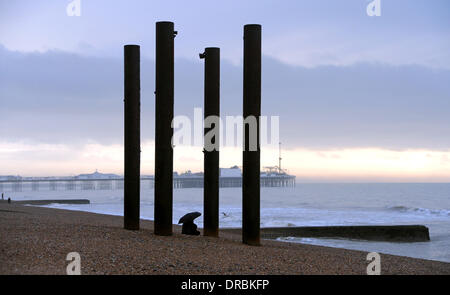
left=7, top=183, right=450, bottom=263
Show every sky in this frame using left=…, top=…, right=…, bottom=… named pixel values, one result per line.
left=1, top=0, right=450, bottom=181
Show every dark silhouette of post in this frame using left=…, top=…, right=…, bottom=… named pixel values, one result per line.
left=200, top=48, right=220, bottom=237
left=242, top=24, right=261, bottom=246
left=154, top=21, right=176, bottom=236
left=123, top=44, right=141, bottom=230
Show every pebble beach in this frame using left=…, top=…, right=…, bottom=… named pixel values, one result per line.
left=1, top=201, right=449, bottom=275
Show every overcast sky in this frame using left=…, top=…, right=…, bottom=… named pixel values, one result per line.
left=1, top=0, right=449, bottom=181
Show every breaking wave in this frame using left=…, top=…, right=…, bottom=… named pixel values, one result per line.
left=387, top=205, right=450, bottom=217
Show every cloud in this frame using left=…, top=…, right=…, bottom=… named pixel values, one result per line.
left=1, top=45, right=450, bottom=150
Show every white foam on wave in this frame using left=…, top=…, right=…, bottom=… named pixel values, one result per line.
left=387, top=205, right=450, bottom=217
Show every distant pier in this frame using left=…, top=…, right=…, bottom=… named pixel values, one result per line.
left=173, top=174, right=296, bottom=188
left=0, top=174, right=295, bottom=192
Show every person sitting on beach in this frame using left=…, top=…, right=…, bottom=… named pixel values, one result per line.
left=181, top=221, right=200, bottom=236
left=178, top=212, right=201, bottom=236
left=7, top=197, right=11, bottom=204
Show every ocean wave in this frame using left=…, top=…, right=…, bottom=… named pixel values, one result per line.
left=387, top=205, right=450, bottom=216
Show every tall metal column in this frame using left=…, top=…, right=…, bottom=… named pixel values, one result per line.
left=124, top=44, right=141, bottom=230
left=200, top=47, right=220, bottom=237
left=242, top=24, right=261, bottom=246
left=154, top=21, right=176, bottom=236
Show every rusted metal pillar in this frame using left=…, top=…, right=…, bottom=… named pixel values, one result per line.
left=124, top=44, right=141, bottom=230
left=200, top=48, right=220, bottom=237
left=242, top=24, right=261, bottom=246
left=154, top=21, right=176, bottom=236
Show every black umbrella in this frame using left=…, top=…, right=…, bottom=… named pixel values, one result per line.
left=178, top=212, right=201, bottom=224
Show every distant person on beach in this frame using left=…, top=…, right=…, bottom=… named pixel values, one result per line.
left=1, top=193, right=3, bottom=200
left=7, top=197, right=11, bottom=204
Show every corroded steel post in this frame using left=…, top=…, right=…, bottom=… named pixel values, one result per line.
left=242, top=24, right=261, bottom=246
left=124, top=44, right=140, bottom=230
left=200, top=47, right=220, bottom=237
left=154, top=21, right=176, bottom=236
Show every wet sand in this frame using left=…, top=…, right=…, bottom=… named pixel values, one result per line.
left=0, top=202, right=449, bottom=275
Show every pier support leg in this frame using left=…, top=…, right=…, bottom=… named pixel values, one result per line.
left=200, top=47, right=220, bottom=237
left=124, top=45, right=141, bottom=230
left=154, top=21, right=176, bottom=236
left=242, top=24, right=261, bottom=246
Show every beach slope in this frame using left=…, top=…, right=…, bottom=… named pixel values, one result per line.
left=0, top=202, right=448, bottom=275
